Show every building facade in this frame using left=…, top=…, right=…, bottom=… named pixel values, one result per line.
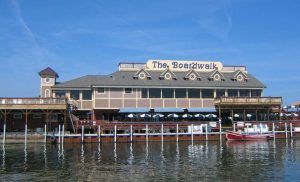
left=40, top=60, right=269, bottom=122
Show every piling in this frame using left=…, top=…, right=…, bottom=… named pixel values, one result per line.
left=219, top=122, right=222, bottom=140
left=58, top=125, right=61, bottom=144
left=161, top=124, right=164, bottom=142
left=44, top=124, right=47, bottom=143
left=285, top=122, right=288, bottom=139
left=290, top=123, right=293, bottom=138
left=205, top=124, right=208, bottom=140
left=191, top=124, right=194, bottom=141
left=62, top=125, right=64, bottom=145
left=3, top=123, right=6, bottom=144
left=176, top=124, right=179, bottom=142
left=81, top=125, right=84, bottom=143
left=98, top=125, right=101, bottom=143
left=272, top=122, right=275, bottom=138
left=114, top=125, right=117, bottom=143
left=233, top=122, right=236, bottom=132
left=146, top=124, right=148, bottom=142
left=25, top=124, right=28, bottom=144
left=130, top=125, right=133, bottom=142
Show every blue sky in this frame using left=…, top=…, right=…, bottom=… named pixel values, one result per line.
left=0, top=0, right=299, bottom=105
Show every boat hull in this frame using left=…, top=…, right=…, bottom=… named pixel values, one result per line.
left=226, top=131, right=273, bottom=141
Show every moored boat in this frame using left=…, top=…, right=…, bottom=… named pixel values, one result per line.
left=226, top=131, right=274, bottom=141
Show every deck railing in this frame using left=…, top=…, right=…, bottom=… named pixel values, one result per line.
left=0, top=98, right=67, bottom=105
left=215, top=97, right=282, bottom=105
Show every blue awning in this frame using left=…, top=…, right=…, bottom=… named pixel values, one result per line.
left=187, top=107, right=216, bottom=113
left=119, top=107, right=150, bottom=113
left=153, top=107, right=184, bottom=113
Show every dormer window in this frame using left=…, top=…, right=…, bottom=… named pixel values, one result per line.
left=160, top=68, right=177, bottom=80
left=232, top=70, right=248, bottom=82
left=133, top=68, right=151, bottom=80
left=209, top=70, right=225, bottom=81
left=184, top=69, right=201, bottom=81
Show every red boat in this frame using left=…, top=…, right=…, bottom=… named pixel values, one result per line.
left=226, top=131, right=274, bottom=141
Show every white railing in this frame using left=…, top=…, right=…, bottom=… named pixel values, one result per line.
left=0, top=98, right=67, bottom=105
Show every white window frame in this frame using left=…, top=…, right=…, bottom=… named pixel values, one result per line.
left=45, top=89, right=51, bottom=98
left=97, top=88, right=105, bottom=94
left=124, top=88, right=133, bottom=94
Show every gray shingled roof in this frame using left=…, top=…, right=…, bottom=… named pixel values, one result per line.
left=39, top=67, right=59, bottom=78
left=53, top=70, right=266, bottom=89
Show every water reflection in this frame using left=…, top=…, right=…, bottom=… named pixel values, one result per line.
left=2, top=144, right=5, bottom=170
left=1, top=140, right=300, bottom=181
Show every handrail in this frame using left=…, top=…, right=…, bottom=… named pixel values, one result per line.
left=0, top=98, right=67, bottom=105
left=215, top=97, right=282, bottom=104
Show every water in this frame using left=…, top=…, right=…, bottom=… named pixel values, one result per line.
left=1, top=140, right=300, bottom=181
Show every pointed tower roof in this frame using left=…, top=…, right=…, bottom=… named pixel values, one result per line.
left=39, top=67, right=59, bottom=78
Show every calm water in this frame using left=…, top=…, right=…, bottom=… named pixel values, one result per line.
left=1, top=139, right=300, bottom=181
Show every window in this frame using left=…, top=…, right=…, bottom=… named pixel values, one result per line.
left=141, top=88, right=148, bottom=98
left=216, top=89, right=225, bottom=98
left=251, top=90, right=261, bottom=97
left=97, top=88, right=105, bottom=94
left=55, top=91, right=66, bottom=98
left=239, top=89, right=250, bottom=97
left=82, top=90, right=92, bottom=100
left=202, top=89, right=214, bottom=98
left=139, top=72, right=146, bottom=79
left=33, top=114, right=42, bottom=119
left=228, top=89, right=238, bottom=97
left=214, top=74, right=221, bottom=81
left=188, top=89, right=200, bottom=98
left=13, top=113, right=22, bottom=119
left=45, top=89, right=51, bottom=98
left=162, top=89, right=174, bottom=98
left=149, top=88, right=161, bottom=98
left=236, top=74, right=244, bottom=81
left=70, top=90, right=80, bottom=100
left=189, top=73, right=196, bottom=80
left=175, top=89, right=187, bottom=98
left=165, top=73, right=172, bottom=80
left=125, top=88, right=133, bottom=94
left=45, top=77, right=51, bottom=83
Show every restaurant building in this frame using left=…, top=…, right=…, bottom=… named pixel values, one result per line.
left=48, top=60, right=280, bottom=123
